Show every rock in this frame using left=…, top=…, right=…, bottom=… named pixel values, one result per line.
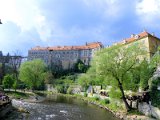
left=18, top=107, right=29, bottom=113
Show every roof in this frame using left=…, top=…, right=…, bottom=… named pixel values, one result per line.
left=116, top=31, right=160, bottom=45
left=30, top=42, right=103, bottom=51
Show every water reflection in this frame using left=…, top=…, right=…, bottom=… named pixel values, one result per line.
left=11, top=94, right=119, bottom=120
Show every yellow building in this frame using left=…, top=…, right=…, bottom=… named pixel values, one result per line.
left=115, top=31, right=160, bottom=59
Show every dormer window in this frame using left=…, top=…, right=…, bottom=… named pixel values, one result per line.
left=134, top=35, right=139, bottom=39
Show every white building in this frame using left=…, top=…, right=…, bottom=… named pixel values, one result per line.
left=28, top=42, right=103, bottom=69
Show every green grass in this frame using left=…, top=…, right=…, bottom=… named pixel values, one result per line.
left=127, top=109, right=143, bottom=115
left=5, top=91, right=31, bottom=99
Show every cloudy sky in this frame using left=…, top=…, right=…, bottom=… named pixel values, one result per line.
left=0, top=0, right=160, bottom=56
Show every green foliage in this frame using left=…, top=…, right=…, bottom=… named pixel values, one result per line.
left=123, top=59, right=155, bottom=91
left=139, top=60, right=154, bottom=90
left=106, top=103, right=119, bottom=111
left=78, top=74, right=90, bottom=91
left=19, top=59, right=46, bottom=90
left=84, top=92, right=88, bottom=97
left=5, top=91, right=30, bottom=99
left=127, top=109, right=143, bottom=115
left=55, top=85, right=64, bottom=93
left=74, top=59, right=88, bottom=73
left=109, top=87, right=122, bottom=99
left=13, top=80, right=18, bottom=91
left=150, top=48, right=160, bottom=68
left=149, top=77, right=160, bottom=108
left=2, top=74, right=14, bottom=89
left=100, top=99, right=110, bottom=105
left=93, top=96, right=100, bottom=101
left=53, top=75, right=76, bottom=94
left=94, top=45, right=146, bottom=85
left=44, top=71, right=54, bottom=84
left=67, top=87, right=73, bottom=94
left=83, top=44, right=148, bottom=111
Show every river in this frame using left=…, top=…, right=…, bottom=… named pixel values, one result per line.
left=8, top=94, right=119, bottom=120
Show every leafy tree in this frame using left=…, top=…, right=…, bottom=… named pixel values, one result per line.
left=44, top=71, right=54, bottom=84
left=150, top=47, right=160, bottom=68
left=13, top=80, right=18, bottom=92
left=148, top=48, right=160, bottom=108
left=74, top=59, right=88, bottom=73
left=139, top=60, right=155, bottom=90
left=149, top=77, right=160, bottom=108
left=92, top=44, right=146, bottom=111
left=122, top=59, right=155, bottom=91
left=2, top=74, right=14, bottom=90
left=19, top=59, right=46, bottom=90
left=78, top=74, right=92, bottom=91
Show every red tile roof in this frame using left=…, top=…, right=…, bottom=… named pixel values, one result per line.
left=116, top=31, right=160, bottom=45
left=31, top=42, right=102, bottom=51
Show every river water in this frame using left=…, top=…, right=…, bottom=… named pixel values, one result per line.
left=9, top=94, right=119, bottom=120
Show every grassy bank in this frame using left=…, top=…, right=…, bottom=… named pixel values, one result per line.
left=4, top=90, right=154, bottom=120
left=5, top=91, right=33, bottom=99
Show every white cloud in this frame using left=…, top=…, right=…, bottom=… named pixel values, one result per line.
left=136, top=0, right=160, bottom=25
left=0, top=0, right=53, bottom=42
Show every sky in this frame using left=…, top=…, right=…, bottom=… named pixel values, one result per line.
left=0, top=0, right=160, bottom=56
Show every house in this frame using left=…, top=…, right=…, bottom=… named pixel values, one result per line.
left=114, top=31, right=160, bottom=59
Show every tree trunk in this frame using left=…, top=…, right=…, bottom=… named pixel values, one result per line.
left=118, top=82, right=131, bottom=111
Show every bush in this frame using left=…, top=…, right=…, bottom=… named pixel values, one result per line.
left=93, top=96, right=99, bottom=101
left=55, top=85, right=64, bottom=93
left=104, top=99, right=110, bottom=104
left=67, top=87, right=73, bottom=94
left=100, top=99, right=110, bottom=105
left=84, top=92, right=88, bottom=97
left=150, top=78, right=160, bottom=108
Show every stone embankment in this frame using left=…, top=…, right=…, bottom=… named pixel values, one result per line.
left=0, top=96, right=12, bottom=118
left=79, top=97, right=155, bottom=120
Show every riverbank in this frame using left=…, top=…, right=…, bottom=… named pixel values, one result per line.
left=46, top=92, right=155, bottom=120
left=5, top=90, right=155, bottom=120
left=2, top=91, right=45, bottom=120
left=5, top=90, right=45, bottom=103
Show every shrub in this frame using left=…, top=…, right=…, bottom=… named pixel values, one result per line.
left=149, top=78, right=160, bottom=108
left=55, top=85, right=64, bottom=93
left=100, top=99, right=110, bottom=105
left=67, top=87, right=73, bottom=94
left=104, top=99, right=110, bottom=104
left=84, top=92, right=88, bottom=97
left=93, top=96, right=99, bottom=101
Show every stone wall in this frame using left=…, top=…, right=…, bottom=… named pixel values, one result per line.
left=45, top=84, right=57, bottom=92
left=138, top=102, right=160, bottom=119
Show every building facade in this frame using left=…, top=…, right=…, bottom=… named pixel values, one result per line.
left=28, top=42, right=103, bottom=69
left=114, top=31, right=160, bottom=59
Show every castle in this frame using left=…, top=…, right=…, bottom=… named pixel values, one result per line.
left=28, top=42, right=103, bottom=69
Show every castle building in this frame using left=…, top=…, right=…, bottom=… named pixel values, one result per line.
left=114, top=31, right=160, bottom=59
left=28, top=42, right=103, bottom=69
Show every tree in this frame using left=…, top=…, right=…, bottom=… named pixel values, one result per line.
left=19, top=59, right=46, bottom=90
left=44, top=71, right=54, bottom=84
left=74, top=59, right=88, bottom=73
left=92, top=44, right=146, bottom=111
left=13, top=80, right=18, bottom=92
left=2, top=74, right=14, bottom=90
